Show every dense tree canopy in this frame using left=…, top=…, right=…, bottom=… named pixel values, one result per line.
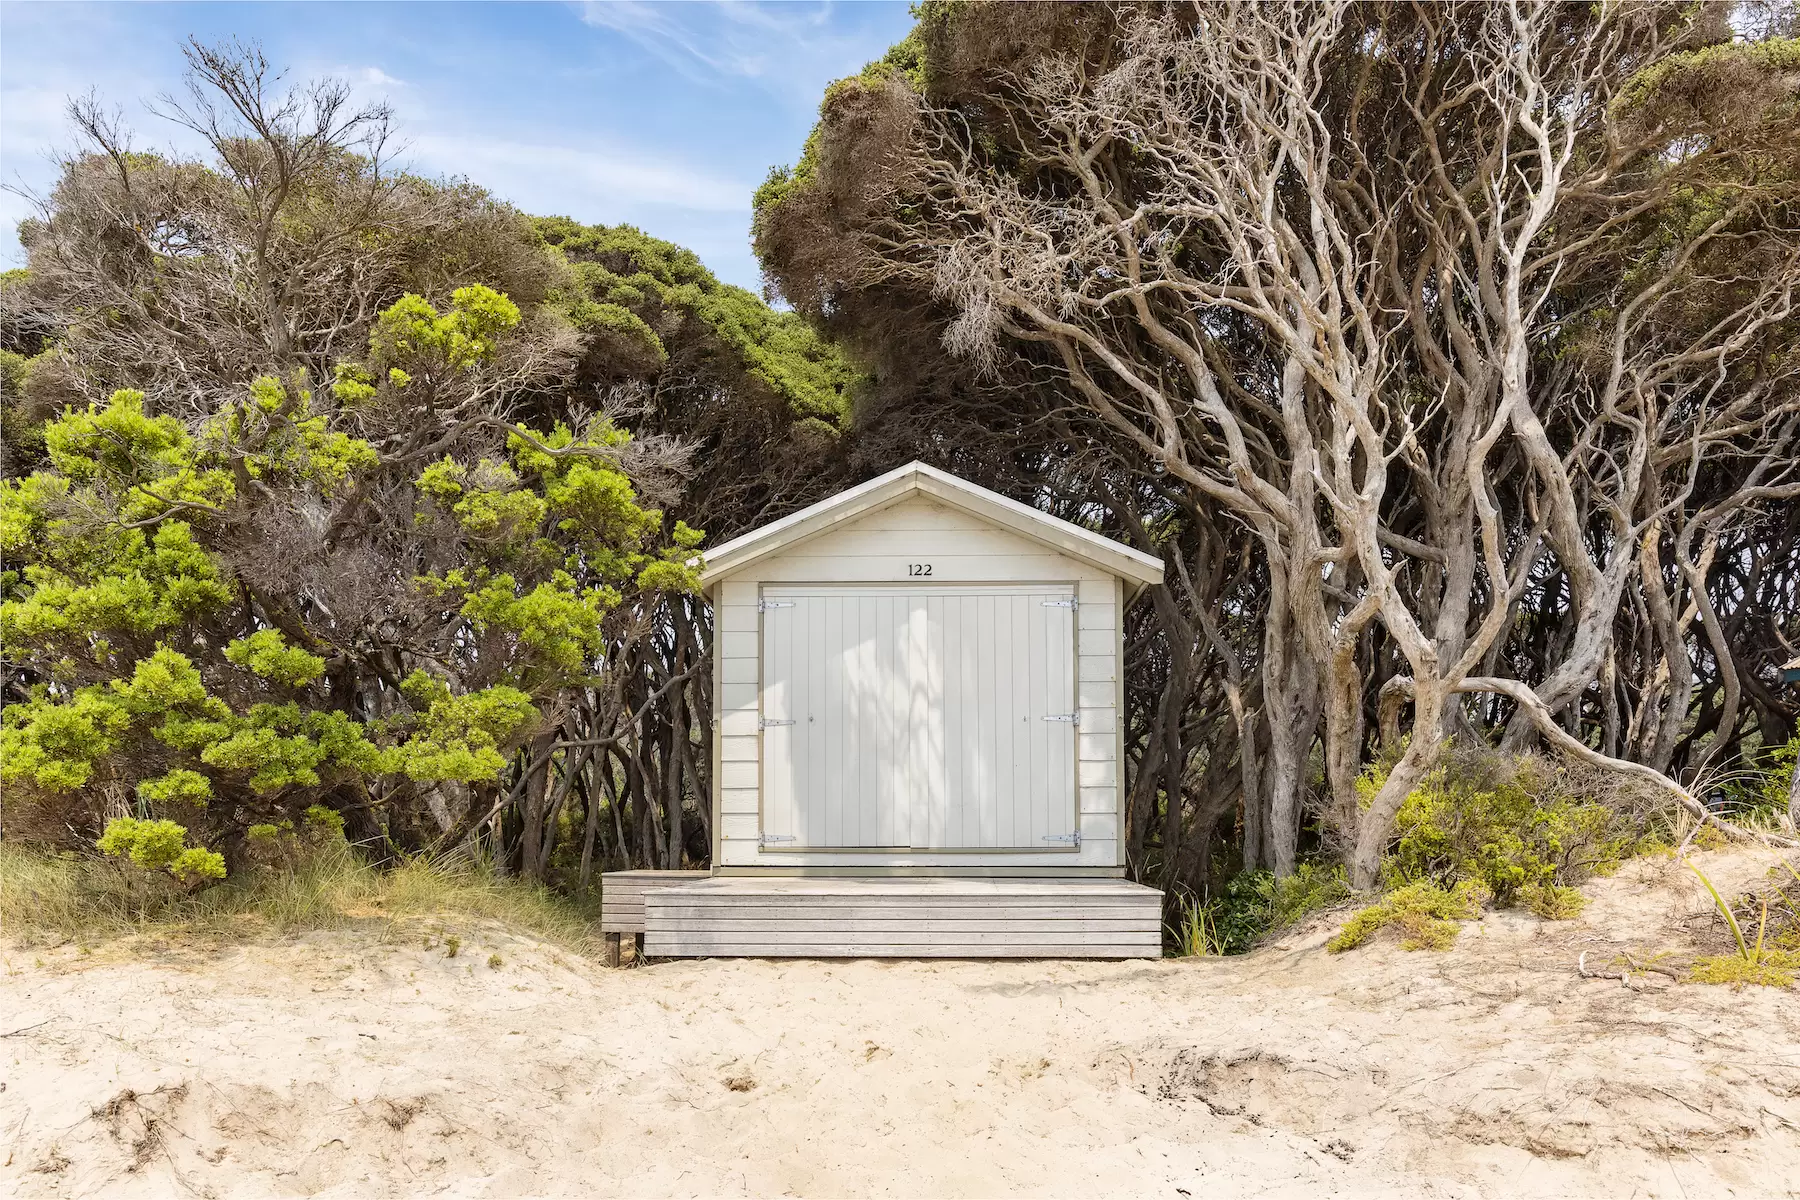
left=755, top=0, right=1800, bottom=887
left=0, top=39, right=861, bottom=886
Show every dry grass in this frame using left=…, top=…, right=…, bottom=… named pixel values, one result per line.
left=0, top=842, right=603, bottom=955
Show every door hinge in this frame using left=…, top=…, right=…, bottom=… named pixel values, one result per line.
left=758, top=599, right=795, bottom=612
left=759, top=717, right=795, bottom=728
left=1042, top=598, right=1078, bottom=609
left=1043, top=712, right=1080, bottom=724
left=759, top=833, right=797, bottom=845
left=1042, top=832, right=1082, bottom=846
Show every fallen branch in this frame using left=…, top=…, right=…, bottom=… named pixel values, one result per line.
left=1458, top=677, right=1799, bottom=849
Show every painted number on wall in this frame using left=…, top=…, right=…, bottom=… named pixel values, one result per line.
left=907, top=563, right=933, bottom=576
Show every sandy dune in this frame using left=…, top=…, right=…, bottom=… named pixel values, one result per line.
left=3, top=848, right=1796, bottom=1199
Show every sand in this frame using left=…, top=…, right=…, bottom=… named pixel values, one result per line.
left=2, top=847, right=1796, bottom=1199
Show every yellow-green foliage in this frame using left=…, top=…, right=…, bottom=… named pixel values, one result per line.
left=1688, top=951, right=1798, bottom=989
left=389, top=671, right=538, bottom=782
left=367, top=284, right=520, bottom=371
left=136, top=768, right=212, bottom=807
left=304, top=804, right=346, bottom=839
left=1328, top=880, right=1487, bottom=953
left=1, top=282, right=698, bottom=856
left=95, top=817, right=225, bottom=884
left=1378, top=753, right=1651, bottom=907
left=1265, top=862, right=1351, bottom=928
left=224, top=629, right=327, bottom=687
left=1524, top=883, right=1589, bottom=920
left=1615, top=37, right=1800, bottom=116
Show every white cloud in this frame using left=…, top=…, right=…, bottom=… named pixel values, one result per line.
left=577, top=1, right=882, bottom=105
left=405, top=131, right=751, bottom=216
left=348, top=66, right=405, bottom=89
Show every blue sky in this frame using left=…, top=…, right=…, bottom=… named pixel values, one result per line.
left=0, top=1, right=915, bottom=292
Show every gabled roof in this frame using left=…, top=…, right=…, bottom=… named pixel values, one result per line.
left=698, top=461, right=1165, bottom=590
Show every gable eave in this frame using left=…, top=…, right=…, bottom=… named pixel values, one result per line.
left=697, top=462, right=1165, bottom=590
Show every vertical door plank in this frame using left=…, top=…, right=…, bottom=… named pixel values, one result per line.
left=762, top=595, right=793, bottom=843
left=977, top=592, right=999, bottom=848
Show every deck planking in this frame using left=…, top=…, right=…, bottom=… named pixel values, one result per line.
left=643, top=876, right=1163, bottom=959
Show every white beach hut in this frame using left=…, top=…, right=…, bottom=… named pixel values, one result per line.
left=625, top=461, right=1167, bottom=959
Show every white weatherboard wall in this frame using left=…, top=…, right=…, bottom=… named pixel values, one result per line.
left=709, top=488, right=1133, bottom=873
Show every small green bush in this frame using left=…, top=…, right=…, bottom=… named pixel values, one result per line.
left=1378, top=750, right=1661, bottom=908
left=1328, top=880, right=1487, bottom=953
left=1173, top=862, right=1351, bottom=956
left=1524, top=883, right=1589, bottom=920
left=95, top=816, right=226, bottom=884
left=1689, top=951, right=1798, bottom=989
left=303, top=804, right=346, bottom=840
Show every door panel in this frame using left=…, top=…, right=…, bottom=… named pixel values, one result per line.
left=760, top=586, right=1076, bottom=850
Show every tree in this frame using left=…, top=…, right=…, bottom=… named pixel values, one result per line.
left=757, top=1, right=1800, bottom=885
left=1, top=285, right=697, bottom=872
left=1, top=41, right=868, bottom=887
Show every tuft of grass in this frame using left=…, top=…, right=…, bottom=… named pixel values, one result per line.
left=0, top=842, right=601, bottom=956
left=1328, top=880, right=1487, bottom=953
left=1524, top=883, right=1589, bottom=920
left=1168, top=893, right=1225, bottom=957
left=1683, top=859, right=1800, bottom=989
left=1689, top=951, right=1798, bottom=989
left=1171, top=862, right=1351, bottom=957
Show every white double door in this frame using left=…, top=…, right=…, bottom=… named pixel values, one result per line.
left=760, top=585, right=1079, bottom=850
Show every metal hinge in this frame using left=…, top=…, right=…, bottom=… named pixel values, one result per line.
left=759, top=833, right=797, bottom=845
left=758, top=599, right=795, bottom=612
left=759, top=717, right=795, bottom=728
left=1043, top=712, right=1080, bottom=724
left=1042, top=598, right=1078, bottom=609
left=1042, top=832, right=1082, bottom=846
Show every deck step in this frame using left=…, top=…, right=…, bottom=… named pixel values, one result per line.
left=599, top=870, right=710, bottom=934
left=644, top=877, right=1163, bottom=959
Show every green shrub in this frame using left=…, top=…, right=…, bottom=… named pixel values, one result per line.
left=1328, top=880, right=1487, bottom=953
left=1380, top=750, right=1660, bottom=907
left=95, top=816, right=226, bottom=884
left=1524, top=883, right=1589, bottom=920
left=303, top=804, right=346, bottom=840
left=1175, top=862, right=1351, bottom=956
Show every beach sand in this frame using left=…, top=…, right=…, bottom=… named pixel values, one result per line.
left=3, top=847, right=1795, bottom=1198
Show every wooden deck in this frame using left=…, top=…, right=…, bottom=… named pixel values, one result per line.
left=642, top=877, right=1163, bottom=959
left=600, top=870, right=710, bottom=934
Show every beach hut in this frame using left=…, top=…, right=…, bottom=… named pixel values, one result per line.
left=615, top=462, right=1166, bottom=960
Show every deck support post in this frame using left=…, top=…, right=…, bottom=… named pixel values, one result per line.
left=604, top=932, right=621, bottom=967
